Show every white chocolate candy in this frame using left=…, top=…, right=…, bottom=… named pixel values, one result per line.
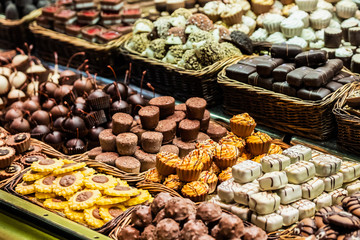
left=251, top=213, right=283, bottom=232
left=301, top=177, right=325, bottom=200
left=282, top=145, right=312, bottom=163
left=276, top=205, right=299, bottom=226
left=329, top=188, right=348, bottom=205
left=276, top=184, right=302, bottom=204
left=233, top=182, right=260, bottom=206
left=249, top=192, right=281, bottom=215
left=232, top=160, right=262, bottom=184
left=230, top=204, right=251, bottom=221
left=313, top=192, right=332, bottom=210
left=260, top=154, right=291, bottom=172
left=217, top=178, right=235, bottom=203
left=340, top=161, right=360, bottom=183
left=285, top=161, right=315, bottom=184
left=321, top=172, right=344, bottom=192
left=343, top=180, right=360, bottom=195
left=258, top=171, right=288, bottom=191
left=291, top=199, right=316, bottom=220
left=310, top=154, right=342, bottom=177
left=208, top=195, right=232, bottom=211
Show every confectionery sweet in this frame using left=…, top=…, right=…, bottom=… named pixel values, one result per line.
left=141, top=131, right=163, bottom=154
left=339, top=161, right=360, bottom=183
left=217, top=178, right=236, bottom=203
left=343, top=180, right=360, bottom=195
left=313, top=193, right=333, bottom=210
left=310, top=154, right=342, bottom=177
left=276, top=205, right=300, bottom=226
left=276, top=184, right=302, bottom=204
left=301, top=177, right=325, bottom=200
left=249, top=191, right=281, bottom=215
left=321, top=172, right=344, bottom=192
left=260, top=154, right=291, bottom=172
left=293, top=218, right=317, bottom=237
left=291, top=199, right=316, bottom=220
left=258, top=171, right=288, bottom=191
left=232, top=160, right=262, bottom=184
left=233, top=181, right=260, bottom=206
left=116, top=133, right=138, bottom=156
left=229, top=113, right=256, bottom=138
left=251, top=213, right=283, bottom=232
left=115, top=156, right=141, bottom=173
left=246, top=132, right=272, bottom=156
left=213, top=144, right=239, bottom=170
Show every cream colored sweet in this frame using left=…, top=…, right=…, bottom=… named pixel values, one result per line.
left=287, top=36, right=308, bottom=49
left=249, top=191, right=281, bottom=215
left=232, top=160, right=262, bottom=184
left=329, top=188, right=348, bottom=205
left=251, top=213, right=283, bottom=232
left=258, top=171, right=288, bottom=191
left=276, top=205, right=299, bottom=227
left=295, top=0, right=318, bottom=12
left=335, top=47, right=354, bottom=57
left=321, top=172, right=344, bottom=192
left=340, top=161, right=360, bottom=183
left=233, top=181, right=260, bottom=206
left=250, top=28, right=268, bottom=42
left=170, top=15, right=187, bottom=28
left=282, top=144, right=312, bottom=163
left=309, top=40, right=325, bottom=49
left=260, top=154, right=291, bottom=173
left=291, top=199, right=316, bottom=220
left=313, top=192, right=332, bottom=210
left=301, top=28, right=316, bottom=42
left=208, top=195, right=232, bottom=211
left=301, top=177, right=325, bottom=200
left=276, top=184, right=302, bottom=204
left=242, top=16, right=256, bottom=32
left=263, top=13, right=285, bottom=33
left=310, top=154, right=342, bottom=177
left=203, top=1, right=226, bottom=15
left=217, top=178, right=235, bottom=203
left=317, top=0, right=334, bottom=12
left=280, top=18, right=304, bottom=38
left=289, top=10, right=309, bottom=27
left=266, top=32, right=286, bottom=44
left=285, top=161, right=316, bottom=184
left=310, top=9, right=332, bottom=29
left=133, top=19, right=153, bottom=34
left=230, top=204, right=251, bottom=221
left=336, top=0, right=357, bottom=19
left=316, top=29, right=325, bottom=40
left=343, top=179, right=360, bottom=195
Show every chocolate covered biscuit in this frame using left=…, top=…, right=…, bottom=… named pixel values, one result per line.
left=225, top=64, right=256, bottom=83
left=270, top=44, right=303, bottom=60
left=295, top=50, right=328, bottom=67
left=273, top=63, right=296, bottom=82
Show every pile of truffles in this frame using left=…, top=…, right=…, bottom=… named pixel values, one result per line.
left=292, top=192, right=360, bottom=239
left=128, top=8, right=253, bottom=70
left=88, top=96, right=229, bottom=175
left=117, top=192, right=267, bottom=240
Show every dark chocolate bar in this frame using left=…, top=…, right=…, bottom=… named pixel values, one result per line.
left=303, top=59, right=343, bottom=87
left=333, top=71, right=351, bottom=81
left=273, top=63, right=296, bottom=82
left=325, top=81, right=343, bottom=92
left=272, top=81, right=297, bottom=97
left=337, top=76, right=360, bottom=84
left=286, top=66, right=313, bottom=88
left=248, top=72, right=274, bottom=90
left=225, top=64, right=256, bottom=83
left=270, top=43, right=303, bottom=60
left=297, top=88, right=332, bottom=101
left=256, top=58, right=284, bottom=77
left=238, top=55, right=270, bottom=67
left=295, top=50, right=328, bottom=67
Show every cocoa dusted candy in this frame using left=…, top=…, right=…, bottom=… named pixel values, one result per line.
left=196, top=202, right=222, bottom=223
left=211, top=213, right=244, bottom=239
left=295, top=50, right=328, bottom=67
left=270, top=43, right=303, bottom=61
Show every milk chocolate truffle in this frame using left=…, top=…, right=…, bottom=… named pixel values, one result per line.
left=181, top=220, right=208, bottom=240
left=112, top=113, right=133, bottom=134
left=172, top=137, right=196, bottom=158
left=141, top=131, right=163, bottom=153
left=151, top=192, right=172, bottom=215
left=139, top=106, right=160, bottom=130
left=159, top=145, right=179, bottom=155
left=179, top=119, right=200, bottom=142
left=213, top=213, right=244, bottom=239
left=149, top=96, right=175, bottom=119
left=155, top=120, right=177, bottom=144
left=156, top=218, right=180, bottom=240
left=197, top=202, right=222, bottom=223
left=99, top=129, right=116, bottom=152
left=153, top=209, right=166, bottom=225
left=115, top=156, right=141, bottom=173
left=165, top=197, right=192, bottom=221
left=118, top=225, right=140, bottom=240
left=200, top=110, right=210, bottom=132
left=132, top=205, right=153, bottom=228
left=206, top=122, right=227, bottom=142
left=95, top=152, right=119, bottom=166
left=186, top=97, right=207, bottom=120
left=116, top=133, right=138, bottom=156
left=134, top=148, right=156, bottom=172
left=88, top=146, right=102, bottom=159
left=31, top=125, right=50, bottom=140
left=141, top=225, right=157, bottom=240
left=242, top=225, right=267, bottom=240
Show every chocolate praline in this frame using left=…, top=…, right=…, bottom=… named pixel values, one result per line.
left=127, top=94, right=147, bottom=114
left=10, top=101, right=24, bottom=110
left=110, top=100, right=130, bottom=115
left=61, top=115, right=88, bottom=137
left=43, top=131, right=64, bottom=144
left=50, top=105, right=69, bottom=120
left=42, top=99, right=57, bottom=111
left=165, top=197, right=191, bottom=222
left=71, top=103, right=89, bottom=117
left=31, top=125, right=51, bottom=139
left=104, top=82, right=128, bottom=100
left=156, top=218, right=180, bottom=240
left=10, top=117, right=30, bottom=133
left=196, top=202, right=222, bottom=223
left=54, top=85, right=72, bottom=102
left=31, top=110, right=50, bottom=126
left=131, top=205, right=153, bottom=228
left=151, top=192, right=172, bottom=215
left=73, top=77, right=95, bottom=95
left=117, top=225, right=140, bottom=240
left=87, top=126, right=104, bottom=142
left=39, top=82, right=58, bottom=99
left=141, top=225, right=157, bottom=240
left=181, top=220, right=209, bottom=240
left=23, top=99, right=40, bottom=113
left=4, top=108, right=23, bottom=122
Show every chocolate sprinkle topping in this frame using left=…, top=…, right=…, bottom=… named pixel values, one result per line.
left=76, top=191, right=93, bottom=202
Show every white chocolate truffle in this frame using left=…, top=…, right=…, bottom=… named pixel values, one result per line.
left=313, top=192, right=332, bottom=210
left=217, top=178, right=235, bottom=203
left=321, top=172, right=344, bottom=192
left=233, top=182, right=260, bottom=206
left=285, top=161, right=315, bottom=184
left=282, top=145, right=312, bottom=163
left=291, top=199, right=316, bottom=220
left=251, top=213, right=283, bottom=232
left=0, top=76, right=10, bottom=95
left=343, top=180, right=360, bottom=195
left=276, top=205, right=299, bottom=226
left=310, top=154, right=342, bottom=177
left=329, top=188, right=348, bottom=205
left=276, top=184, right=302, bottom=204
left=301, top=177, right=325, bottom=200
left=260, top=154, right=291, bottom=173
left=258, top=171, right=288, bottom=191
left=9, top=71, right=27, bottom=89
left=249, top=192, right=281, bottom=215
left=340, top=161, right=360, bottom=183
left=232, top=160, right=262, bottom=184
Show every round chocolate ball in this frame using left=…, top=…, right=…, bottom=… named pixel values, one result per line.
left=4, top=108, right=23, bottom=122
left=39, top=82, right=58, bottom=99
left=50, top=105, right=69, bottom=119
left=31, top=125, right=50, bottom=139
left=104, top=82, right=128, bottom=101
left=73, top=77, right=95, bottom=94
left=87, top=126, right=104, bottom=142
left=23, top=99, right=40, bottom=113
left=42, top=99, right=57, bottom=111
left=44, top=131, right=63, bottom=144
left=54, top=85, right=72, bottom=102
left=31, top=110, right=50, bottom=126
left=10, top=117, right=30, bottom=133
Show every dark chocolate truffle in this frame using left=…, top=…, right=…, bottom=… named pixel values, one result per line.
left=181, top=220, right=208, bottom=240
left=196, top=202, right=222, bottom=222
left=132, top=205, right=153, bottom=228
left=151, top=192, right=172, bottom=215
left=165, top=197, right=191, bottom=221
left=156, top=218, right=180, bottom=240
left=117, top=225, right=140, bottom=240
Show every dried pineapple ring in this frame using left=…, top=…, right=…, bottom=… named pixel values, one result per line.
left=53, top=162, right=86, bottom=175
left=15, top=181, right=35, bottom=195
left=35, top=175, right=56, bottom=193
left=31, top=158, right=64, bottom=172
left=123, top=190, right=152, bottom=207
left=99, top=204, right=126, bottom=222
left=84, top=174, right=117, bottom=190
left=68, top=189, right=101, bottom=210
left=84, top=206, right=105, bottom=228
left=35, top=192, right=56, bottom=199
left=53, top=172, right=84, bottom=197
left=95, top=195, right=130, bottom=205
left=43, top=197, right=68, bottom=210
left=64, top=206, right=86, bottom=224
left=104, top=184, right=139, bottom=197
left=23, top=170, right=50, bottom=182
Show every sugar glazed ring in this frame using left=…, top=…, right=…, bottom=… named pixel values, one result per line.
left=84, top=174, right=117, bottom=190
left=35, top=175, right=56, bottom=193
left=31, top=158, right=64, bottom=172
left=53, top=162, right=86, bottom=175
left=96, top=195, right=130, bottom=206
left=23, top=170, right=50, bottom=181
left=68, top=189, right=102, bottom=210
left=78, top=167, right=96, bottom=177
left=64, top=206, right=86, bottom=224
left=99, top=204, right=126, bottom=222
left=43, top=197, right=69, bottom=210
left=123, top=190, right=152, bottom=207
left=15, top=181, right=35, bottom=195
left=35, top=192, right=56, bottom=199
left=53, top=172, right=84, bottom=197
left=84, top=206, right=105, bottom=228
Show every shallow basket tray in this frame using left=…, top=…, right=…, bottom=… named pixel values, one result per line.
left=217, top=58, right=353, bottom=140
left=333, top=82, right=360, bottom=155
left=120, top=34, right=242, bottom=106
left=0, top=9, right=41, bottom=49
left=29, top=22, right=127, bottom=77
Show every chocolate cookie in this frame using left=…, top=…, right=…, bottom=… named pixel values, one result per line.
left=293, top=218, right=317, bottom=237
left=343, top=194, right=360, bottom=217
left=315, top=206, right=343, bottom=228
left=327, top=211, right=360, bottom=230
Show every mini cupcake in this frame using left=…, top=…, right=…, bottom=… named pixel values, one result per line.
left=156, top=152, right=181, bottom=176
left=286, top=36, right=308, bottom=49
left=220, top=4, right=243, bottom=26
left=280, top=18, right=304, bottom=37
left=186, top=149, right=212, bottom=170
left=181, top=181, right=209, bottom=202
left=263, top=13, right=285, bottom=33
left=202, top=1, right=225, bottom=22
left=230, top=113, right=256, bottom=138
left=177, top=153, right=204, bottom=182
left=219, top=132, right=246, bottom=154
left=309, top=9, right=332, bottom=30
left=251, top=0, right=274, bottom=15
left=336, top=0, right=357, bottom=19
left=218, top=167, right=232, bottom=183
left=163, top=174, right=184, bottom=191
left=250, top=28, right=269, bottom=42
left=198, top=171, right=218, bottom=194
left=335, top=47, right=353, bottom=68
left=0, top=146, right=16, bottom=169
left=296, top=0, right=318, bottom=12
left=246, top=132, right=272, bottom=156
left=213, top=144, right=239, bottom=169
left=266, top=32, right=286, bottom=44
left=20, top=153, right=47, bottom=167
left=6, top=133, right=31, bottom=154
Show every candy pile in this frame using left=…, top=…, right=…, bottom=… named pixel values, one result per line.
left=15, top=158, right=152, bottom=228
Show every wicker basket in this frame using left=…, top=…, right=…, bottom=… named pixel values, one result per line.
left=120, top=34, right=242, bottom=106
left=0, top=9, right=41, bottom=49
left=218, top=58, right=353, bottom=140
left=333, top=82, right=360, bottom=155
left=30, top=22, right=127, bottom=77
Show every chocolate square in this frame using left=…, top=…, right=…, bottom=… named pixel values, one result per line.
left=297, top=88, right=332, bottom=101
left=333, top=71, right=351, bottom=81
left=256, top=58, right=284, bottom=77
left=273, top=63, right=296, bottom=82
left=248, top=72, right=274, bottom=90
left=295, top=50, right=328, bottom=67
left=225, top=64, right=256, bottom=83
left=286, top=67, right=313, bottom=88
left=337, top=76, right=360, bottom=84
left=270, top=43, right=303, bottom=60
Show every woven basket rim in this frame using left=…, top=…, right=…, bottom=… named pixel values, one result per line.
left=121, top=33, right=247, bottom=77
left=333, top=82, right=360, bottom=120
left=30, top=21, right=127, bottom=51
left=0, top=8, right=41, bottom=26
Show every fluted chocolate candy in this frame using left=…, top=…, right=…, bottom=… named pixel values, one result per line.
left=303, top=59, right=343, bottom=88
left=270, top=44, right=303, bottom=60
left=287, top=67, right=313, bottom=88
left=225, top=64, right=256, bottom=83
left=297, top=88, right=331, bottom=101
left=273, top=63, right=296, bottom=82
left=295, top=50, right=328, bottom=67
left=273, top=81, right=297, bottom=97
left=248, top=72, right=274, bottom=90
left=256, top=58, right=284, bottom=77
